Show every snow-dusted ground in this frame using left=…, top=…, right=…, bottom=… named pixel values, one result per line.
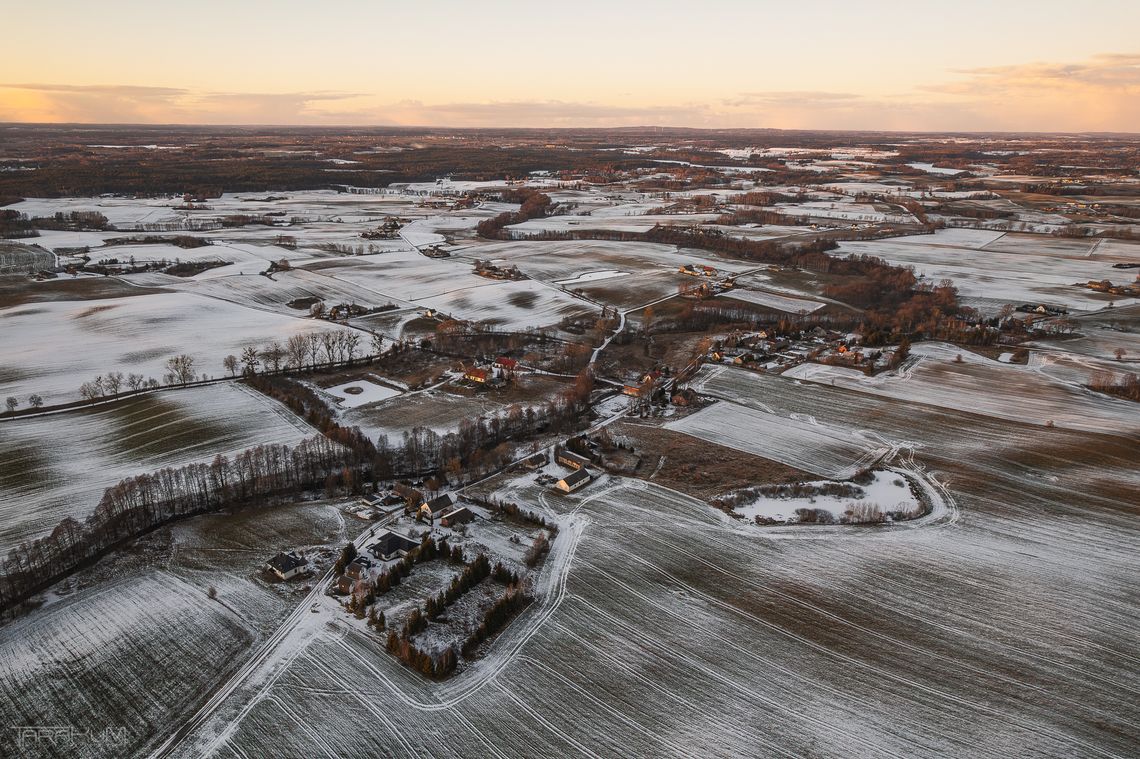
left=0, top=291, right=345, bottom=405
left=717, top=288, right=826, bottom=313
left=320, top=379, right=402, bottom=408
left=554, top=269, right=630, bottom=285
left=836, top=229, right=1136, bottom=312
left=413, top=279, right=595, bottom=330
left=732, top=469, right=919, bottom=523
left=664, top=397, right=891, bottom=480
left=782, top=342, right=1140, bottom=436
left=0, top=384, right=313, bottom=555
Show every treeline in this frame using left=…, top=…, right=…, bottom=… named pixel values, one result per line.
left=1088, top=371, right=1140, bottom=402
left=1, top=209, right=110, bottom=238
left=476, top=188, right=553, bottom=239
left=249, top=366, right=594, bottom=484
left=0, top=434, right=354, bottom=612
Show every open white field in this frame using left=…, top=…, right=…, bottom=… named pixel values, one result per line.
left=0, top=494, right=352, bottom=759
left=161, top=267, right=408, bottom=315
left=459, top=238, right=756, bottom=281
left=509, top=212, right=719, bottom=237
left=836, top=229, right=1133, bottom=312
left=301, top=249, right=503, bottom=302
left=782, top=342, right=1140, bottom=436
left=0, top=383, right=312, bottom=554
left=342, top=388, right=506, bottom=442
left=0, top=291, right=346, bottom=404
left=0, top=571, right=254, bottom=757
left=665, top=398, right=890, bottom=480
left=717, top=288, right=827, bottom=313
left=414, top=279, right=596, bottom=330
left=164, top=426, right=1139, bottom=759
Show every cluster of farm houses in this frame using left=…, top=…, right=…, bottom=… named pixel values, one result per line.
left=265, top=444, right=597, bottom=582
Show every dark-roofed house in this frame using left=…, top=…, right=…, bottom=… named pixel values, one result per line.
left=440, top=506, right=475, bottom=528
left=556, top=468, right=592, bottom=493
left=360, top=493, right=386, bottom=509
left=418, top=493, right=455, bottom=522
left=344, top=556, right=372, bottom=581
left=368, top=531, right=421, bottom=561
left=556, top=450, right=592, bottom=471
left=518, top=452, right=548, bottom=470
left=266, top=551, right=308, bottom=580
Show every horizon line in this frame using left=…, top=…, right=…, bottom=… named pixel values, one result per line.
left=3, top=121, right=1140, bottom=138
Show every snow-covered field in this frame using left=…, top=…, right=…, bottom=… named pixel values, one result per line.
left=782, top=342, right=1140, bottom=436
left=0, top=291, right=345, bottom=404
left=164, top=431, right=1139, bottom=759
left=836, top=229, right=1136, bottom=312
left=413, top=279, right=595, bottom=330
left=0, top=384, right=313, bottom=554
left=664, top=399, right=890, bottom=479
left=718, top=288, right=826, bottom=313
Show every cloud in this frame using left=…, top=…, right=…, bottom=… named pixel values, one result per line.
left=925, top=53, right=1140, bottom=96
left=378, top=99, right=716, bottom=127
left=723, top=91, right=865, bottom=108
left=1, top=53, right=1138, bottom=131
left=0, top=83, right=366, bottom=124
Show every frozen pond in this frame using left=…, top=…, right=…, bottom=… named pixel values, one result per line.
left=322, top=379, right=402, bottom=408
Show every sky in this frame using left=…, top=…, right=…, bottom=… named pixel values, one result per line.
left=1, top=0, right=1138, bottom=132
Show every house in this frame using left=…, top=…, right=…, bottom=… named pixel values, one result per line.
left=266, top=551, right=308, bottom=581
left=368, top=530, right=420, bottom=561
left=493, top=356, right=519, bottom=372
left=556, top=468, right=592, bottom=493
left=418, top=493, right=455, bottom=521
left=440, top=506, right=475, bottom=528
left=344, top=556, right=372, bottom=581
left=622, top=384, right=642, bottom=397
left=465, top=367, right=489, bottom=384
left=518, top=452, right=549, bottom=470
left=359, top=492, right=386, bottom=509
left=556, top=450, right=592, bottom=470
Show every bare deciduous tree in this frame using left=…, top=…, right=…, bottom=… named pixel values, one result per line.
left=165, top=355, right=196, bottom=385
left=223, top=354, right=239, bottom=376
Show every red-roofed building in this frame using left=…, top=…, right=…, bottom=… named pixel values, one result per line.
left=493, top=357, right=519, bottom=372
left=465, top=368, right=489, bottom=383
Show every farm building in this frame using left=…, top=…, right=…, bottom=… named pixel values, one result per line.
left=556, top=468, right=593, bottom=493
left=556, top=450, right=592, bottom=470
left=518, top=452, right=549, bottom=470
left=440, top=506, right=475, bottom=528
left=465, top=367, right=489, bottom=384
left=368, top=531, right=420, bottom=561
left=266, top=552, right=308, bottom=581
left=360, top=492, right=405, bottom=513
left=493, top=356, right=519, bottom=372
left=418, top=493, right=456, bottom=521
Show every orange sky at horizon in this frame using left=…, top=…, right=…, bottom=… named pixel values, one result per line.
left=1, top=1, right=1138, bottom=132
